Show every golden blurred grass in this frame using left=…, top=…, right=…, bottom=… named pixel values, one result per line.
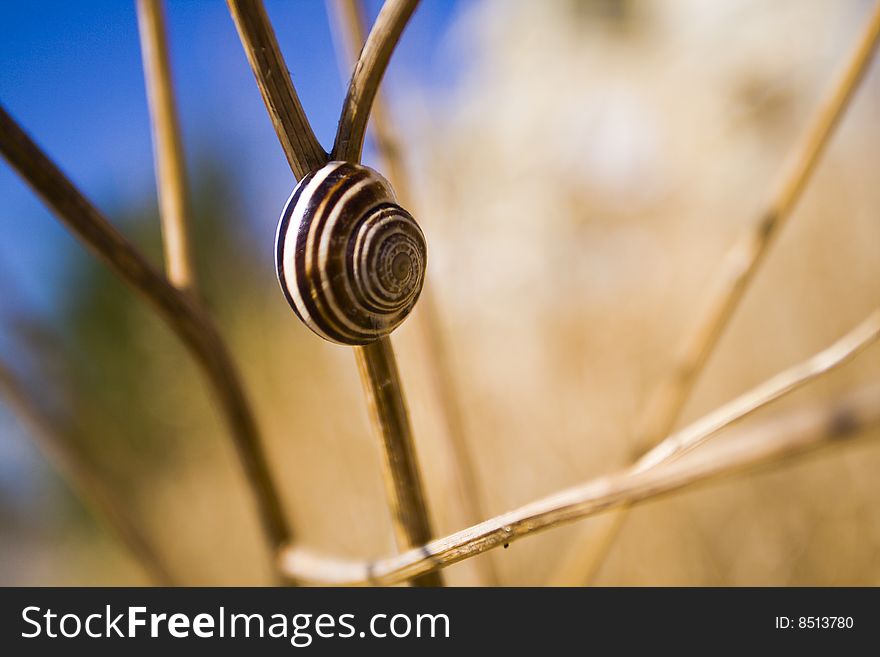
left=3, top=0, right=879, bottom=585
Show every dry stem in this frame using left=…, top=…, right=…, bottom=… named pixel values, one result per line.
left=332, top=0, right=419, bottom=162
left=228, top=0, right=327, bottom=179
left=636, top=0, right=880, bottom=455
left=0, top=359, right=174, bottom=585
left=639, top=309, right=880, bottom=470
left=354, top=338, right=442, bottom=586
left=558, top=0, right=880, bottom=586
left=137, top=0, right=198, bottom=292
left=0, top=106, right=291, bottom=563
left=280, top=384, right=880, bottom=585
left=550, top=311, right=880, bottom=586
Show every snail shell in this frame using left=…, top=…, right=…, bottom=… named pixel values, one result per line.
left=275, top=161, right=427, bottom=345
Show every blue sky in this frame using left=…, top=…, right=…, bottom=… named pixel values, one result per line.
left=0, top=0, right=465, bottom=316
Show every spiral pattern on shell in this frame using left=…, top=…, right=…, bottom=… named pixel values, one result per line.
left=275, top=161, right=427, bottom=345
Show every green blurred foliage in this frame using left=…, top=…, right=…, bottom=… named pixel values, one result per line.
left=52, top=158, right=266, bottom=494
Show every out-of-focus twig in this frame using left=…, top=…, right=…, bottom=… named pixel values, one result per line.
left=556, top=0, right=880, bottom=586
left=137, top=0, right=198, bottom=292
left=548, top=309, right=880, bottom=585
left=547, top=309, right=880, bottom=584
left=279, top=383, right=880, bottom=586
left=0, top=359, right=174, bottom=585
left=328, top=0, right=494, bottom=584
left=548, top=316, right=880, bottom=586
left=228, top=0, right=327, bottom=179
left=634, top=1, right=880, bottom=455
left=639, top=309, right=880, bottom=470
left=0, top=106, right=292, bottom=566
left=332, top=0, right=419, bottom=162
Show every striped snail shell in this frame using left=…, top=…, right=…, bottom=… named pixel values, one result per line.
left=275, top=161, right=427, bottom=345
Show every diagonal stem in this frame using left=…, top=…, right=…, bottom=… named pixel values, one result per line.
left=228, top=0, right=327, bottom=179
left=0, top=106, right=292, bottom=570
left=280, top=310, right=880, bottom=585
left=555, top=0, right=880, bottom=586
left=279, top=382, right=880, bottom=586
left=547, top=309, right=880, bottom=586
left=634, top=0, right=880, bottom=455
left=637, top=309, right=880, bottom=472
left=0, top=359, right=175, bottom=585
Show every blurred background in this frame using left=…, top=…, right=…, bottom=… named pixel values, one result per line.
left=1, top=0, right=878, bottom=586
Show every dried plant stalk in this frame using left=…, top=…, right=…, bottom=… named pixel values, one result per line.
left=0, top=360, right=174, bottom=585
left=557, top=0, right=880, bottom=586
left=355, top=338, right=442, bottom=587
left=547, top=309, right=880, bottom=583
left=639, top=309, right=880, bottom=470
left=228, top=0, right=327, bottom=179
left=332, top=0, right=419, bottom=162
left=635, top=0, right=880, bottom=456
left=327, top=0, right=410, bottom=193
left=280, top=384, right=880, bottom=586
left=328, top=0, right=492, bottom=584
left=137, top=0, right=197, bottom=292
left=0, top=106, right=291, bottom=562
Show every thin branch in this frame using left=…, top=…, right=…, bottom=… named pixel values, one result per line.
left=410, top=298, right=499, bottom=583
left=0, top=359, right=174, bottom=585
left=279, top=384, right=880, bottom=586
left=227, top=0, right=327, bottom=179
left=327, top=0, right=408, bottom=188
left=137, top=0, right=198, bottom=292
left=355, top=337, right=442, bottom=587
left=546, top=309, right=880, bottom=584
left=0, top=106, right=292, bottom=564
left=328, top=0, right=492, bottom=584
left=332, top=0, right=419, bottom=162
left=282, top=312, right=879, bottom=584
left=639, top=308, right=880, bottom=471
left=634, top=0, right=880, bottom=456
left=560, top=0, right=880, bottom=586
